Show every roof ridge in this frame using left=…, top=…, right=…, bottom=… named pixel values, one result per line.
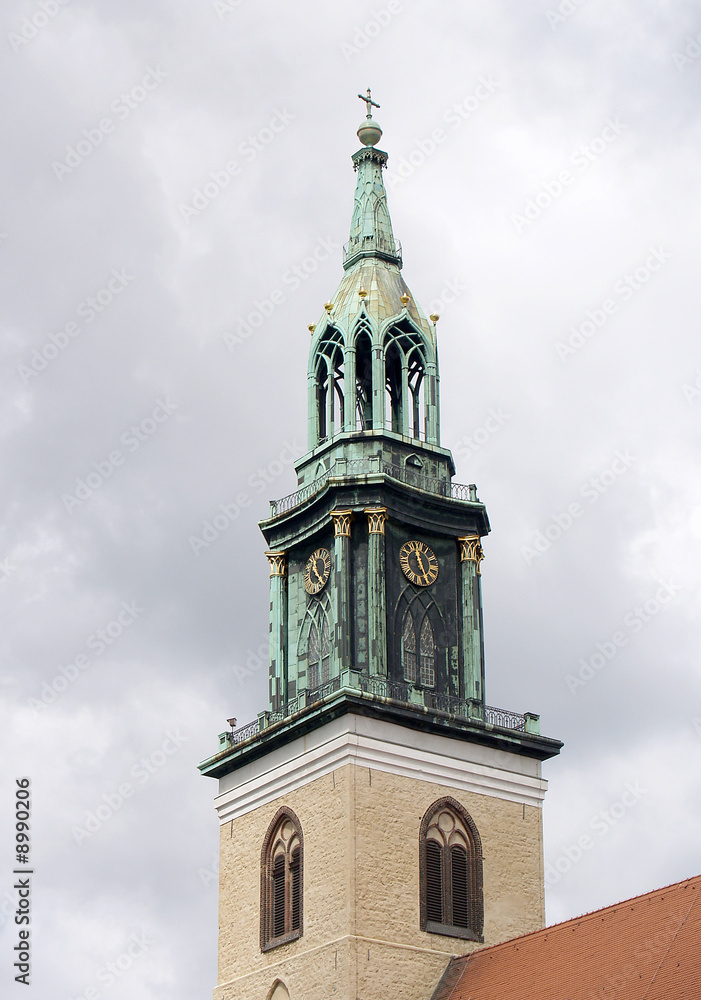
left=454, top=873, right=701, bottom=963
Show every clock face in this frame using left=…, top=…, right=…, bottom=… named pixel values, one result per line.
left=400, top=540, right=439, bottom=587
left=303, top=547, right=332, bottom=594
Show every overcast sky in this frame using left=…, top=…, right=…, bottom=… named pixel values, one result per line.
left=2, top=1, right=701, bottom=997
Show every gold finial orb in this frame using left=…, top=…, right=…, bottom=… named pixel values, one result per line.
left=308, top=324, right=316, bottom=334
left=324, top=302, right=333, bottom=312
left=400, top=293, right=410, bottom=306
left=358, top=288, right=368, bottom=299
left=430, top=314, right=440, bottom=324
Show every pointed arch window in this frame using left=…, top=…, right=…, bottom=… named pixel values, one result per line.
left=355, top=322, right=373, bottom=431
left=308, top=615, right=330, bottom=691
left=261, top=808, right=304, bottom=951
left=419, top=798, right=483, bottom=942
left=401, top=610, right=417, bottom=683
left=419, top=617, right=435, bottom=687
left=402, top=609, right=435, bottom=688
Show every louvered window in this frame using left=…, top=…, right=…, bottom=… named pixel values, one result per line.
left=425, top=840, right=443, bottom=923
left=261, top=809, right=304, bottom=951
left=290, top=847, right=301, bottom=931
left=272, top=854, right=286, bottom=938
left=420, top=798, right=483, bottom=942
left=451, top=845, right=469, bottom=928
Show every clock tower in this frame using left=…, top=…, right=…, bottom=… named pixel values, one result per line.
left=199, top=94, right=562, bottom=1000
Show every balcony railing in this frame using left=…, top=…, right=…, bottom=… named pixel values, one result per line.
left=219, top=677, right=531, bottom=750
left=269, top=457, right=478, bottom=517
left=343, top=235, right=402, bottom=266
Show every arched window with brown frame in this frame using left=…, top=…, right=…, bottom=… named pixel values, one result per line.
left=261, top=807, right=304, bottom=951
left=419, top=797, right=483, bottom=941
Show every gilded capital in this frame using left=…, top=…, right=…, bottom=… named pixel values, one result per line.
left=364, top=507, right=387, bottom=534
left=459, top=535, right=485, bottom=574
left=265, top=551, right=287, bottom=577
left=331, top=509, right=354, bottom=537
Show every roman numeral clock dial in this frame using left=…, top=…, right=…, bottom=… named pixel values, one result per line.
left=399, top=540, right=439, bottom=587
left=303, top=547, right=331, bottom=595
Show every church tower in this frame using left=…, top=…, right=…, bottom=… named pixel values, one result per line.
left=199, top=93, right=562, bottom=1000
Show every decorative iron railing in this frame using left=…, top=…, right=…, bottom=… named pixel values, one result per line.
left=221, top=681, right=527, bottom=748
left=343, top=235, right=402, bottom=265
left=269, top=457, right=477, bottom=517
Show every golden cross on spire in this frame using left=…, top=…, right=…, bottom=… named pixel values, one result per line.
left=358, top=87, right=380, bottom=118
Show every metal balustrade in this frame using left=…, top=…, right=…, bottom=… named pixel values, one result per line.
left=221, top=682, right=527, bottom=748
left=269, top=457, right=477, bottom=516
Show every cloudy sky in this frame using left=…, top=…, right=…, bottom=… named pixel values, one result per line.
left=2, top=0, right=701, bottom=996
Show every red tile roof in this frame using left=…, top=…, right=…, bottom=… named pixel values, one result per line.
left=431, top=875, right=701, bottom=1000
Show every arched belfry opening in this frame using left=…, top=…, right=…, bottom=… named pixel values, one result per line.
left=313, top=326, right=344, bottom=444
left=383, top=320, right=434, bottom=441
left=354, top=319, right=374, bottom=431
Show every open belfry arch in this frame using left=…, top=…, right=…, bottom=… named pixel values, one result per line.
left=199, top=91, right=562, bottom=1000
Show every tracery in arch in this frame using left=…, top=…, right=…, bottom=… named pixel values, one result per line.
left=383, top=321, right=430, bottom=440
left=299, top=594, right=333, bottom=692
left=397, top=590, right=442, bottom=689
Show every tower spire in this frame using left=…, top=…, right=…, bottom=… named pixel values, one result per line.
left=344, top=90, right=401, bottom=270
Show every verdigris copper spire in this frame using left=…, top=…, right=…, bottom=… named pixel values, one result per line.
left=344, top=88, right=402, bottom=270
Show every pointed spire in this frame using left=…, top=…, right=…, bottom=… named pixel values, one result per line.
left=343, top=89, right=402, bottom=271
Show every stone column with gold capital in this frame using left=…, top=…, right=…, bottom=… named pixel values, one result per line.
left=330, top=510, right=354, bottom=671
left=458, top=536, right=485, bottom=705
left=265, top=551, right=287, bottom=712
left=365, top=507, right=387, bottom=676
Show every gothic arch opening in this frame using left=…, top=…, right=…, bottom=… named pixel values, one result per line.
left=260, top=809, right=304, bottom=951
left=383, top=322, right=429, bottom=440
left=419, top=797, right=483, bottom=941
left=314, top=326, right=344, bottom=444
left=355, top=321, right=373, bottom=430
left=395, top=588, right=444, bottom=689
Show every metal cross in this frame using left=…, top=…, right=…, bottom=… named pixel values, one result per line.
left=358, top=88, right=380, bottom=117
